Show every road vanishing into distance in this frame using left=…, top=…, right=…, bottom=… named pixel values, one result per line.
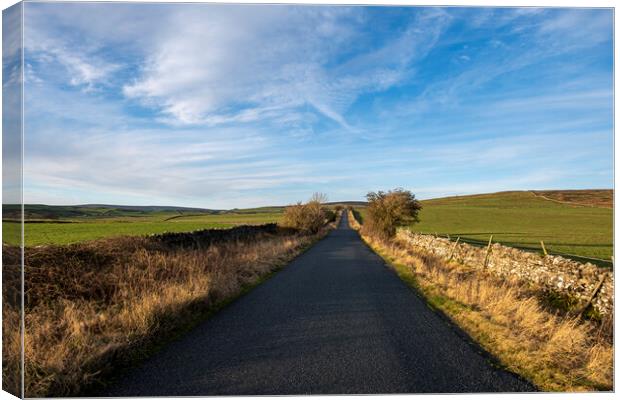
left=104, top=213, right=536, bottom=395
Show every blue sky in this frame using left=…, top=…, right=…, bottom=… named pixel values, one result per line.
left=18, top=3, right=613, bottom=208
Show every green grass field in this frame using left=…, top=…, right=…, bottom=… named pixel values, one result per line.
left=356, top=191, right=613, bottom=264
left=3, top=211, right=282, bottom=246
left=5, top=193, right=612, bottom=260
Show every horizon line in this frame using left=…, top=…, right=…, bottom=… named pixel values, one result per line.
left=3, top=188, right=613, bottom=211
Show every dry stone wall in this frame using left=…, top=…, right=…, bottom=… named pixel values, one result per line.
left=396, top=229, right=614, bottom=315
left=153, top=223, right=282, bottom=249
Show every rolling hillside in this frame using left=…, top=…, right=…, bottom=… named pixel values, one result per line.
left=354, top=190, right=612, bottom=264
left=2, top=204, right=221, bottom=221
left=3, top=191, right=613, bottom=258
left=413, top=190, right=613, bottom=263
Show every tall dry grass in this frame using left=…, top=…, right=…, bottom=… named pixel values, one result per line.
left=349, top=211, right=613, bottom=391
left=2, top=246, right=21, bottom=397
left=3, top=221, right=335, bottom=397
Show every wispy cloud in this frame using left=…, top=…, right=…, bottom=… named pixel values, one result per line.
left=19, top=4, right=613, bottom=207
left=25, top=34, right=119, bottom=91
left=387, top=8, right=612, bottom=116
left=122, top=6, right=451, bottom=129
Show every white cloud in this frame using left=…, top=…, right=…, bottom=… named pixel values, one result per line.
left=18, top=4, right=612, bottom=207
left=123, top=6, right=450, bottom=128
left=25, top=35, right=119, bottom=90
left=21, top=80, right=354, bottom=208
left=23, top=126, right=316, bottom=207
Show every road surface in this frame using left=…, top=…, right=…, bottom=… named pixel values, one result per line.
left=103, top=213, right=535, bottom=395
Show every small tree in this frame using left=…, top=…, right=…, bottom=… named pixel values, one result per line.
left=282, top=193, right=330, bottom=233
left=309, top=192, right=328, bottom=204
left=362, top=188, right=422, bottom=240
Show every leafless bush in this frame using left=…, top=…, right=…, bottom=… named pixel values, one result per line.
left=282, top=192, right=332, bottom=233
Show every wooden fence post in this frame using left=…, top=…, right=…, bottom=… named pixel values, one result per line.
left=577, top=274, right=608, bottom=318
left=448, top=237, right=460, bottom=262
left=540, top=240, right=548, bottom=256
left=483, top=235, right=493, bottom=268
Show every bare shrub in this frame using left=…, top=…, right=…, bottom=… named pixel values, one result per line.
left=282, top=192, right=331, bottom=233
left=362, top=188, right=422, bottom=240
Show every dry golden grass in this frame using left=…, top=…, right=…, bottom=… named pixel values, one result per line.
left=347, top=208, right=362, bottom=230
left=3, top=220, right=337, bottom=397
left=2, top=245, right=22, bottom=397
left=348, top=211, right=613, bottom=391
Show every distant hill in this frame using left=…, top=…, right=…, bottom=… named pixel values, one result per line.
left=3, top=202, right=363, bottom=221
left=3, top=202, right=372, bottom=221
left=324, top=201, right=368, bottom=207
left=5, top=190, right=609, bottom=221
left=422, top=189, right=613, bottom=209
left=79, top=204, right=221, bottom=212
left=2, top=204, right=221, bottom=221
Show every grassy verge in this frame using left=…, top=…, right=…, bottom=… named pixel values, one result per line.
left=3, top=217, right=337, bottom=397
left=347, top=211, right=612, bottom=392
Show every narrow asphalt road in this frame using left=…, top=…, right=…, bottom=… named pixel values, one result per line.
left=103, top=213, right=535, bottom=395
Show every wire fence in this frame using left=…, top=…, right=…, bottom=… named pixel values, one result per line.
left=425, top=233, right=613, bottom=269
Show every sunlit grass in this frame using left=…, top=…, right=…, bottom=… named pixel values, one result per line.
left=3, top=212, right=283, bottom=246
